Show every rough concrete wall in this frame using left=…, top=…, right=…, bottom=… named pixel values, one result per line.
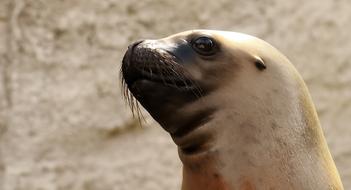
left=0, top=0, right=350, bottom=189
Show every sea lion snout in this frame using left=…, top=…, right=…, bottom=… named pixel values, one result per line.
left=121, top=39, right=198, bottom=91
left=121, top=38, right=205, bottom=131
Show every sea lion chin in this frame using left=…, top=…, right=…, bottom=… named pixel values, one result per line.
left=120, top=30, right=344, bottom=190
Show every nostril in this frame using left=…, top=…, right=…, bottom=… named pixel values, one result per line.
left=128, top=40, right=144, bottom=50
left=123, top=40, right=145, bottom=66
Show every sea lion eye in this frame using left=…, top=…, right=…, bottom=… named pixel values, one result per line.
left=191, top=36, right=217, bottom=56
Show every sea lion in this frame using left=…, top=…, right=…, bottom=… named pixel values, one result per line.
left=120, top=30, right=344, bottom=190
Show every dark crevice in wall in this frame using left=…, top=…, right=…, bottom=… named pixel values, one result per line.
left=0, top=0, right=22, bottom=187
left=2, top=55, right=12, bottom=108
left=2, top=0, right=25, bottom=109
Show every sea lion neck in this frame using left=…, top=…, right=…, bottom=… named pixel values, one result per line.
left=195, top=80, right=344, bottom=189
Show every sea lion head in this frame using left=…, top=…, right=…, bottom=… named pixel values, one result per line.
left=121, top=30, right=344, bottom=190
left=121, top=30, right=293, bottom=154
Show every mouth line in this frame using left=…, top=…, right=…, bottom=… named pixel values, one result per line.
left=127, top=69, right=196, bottom=90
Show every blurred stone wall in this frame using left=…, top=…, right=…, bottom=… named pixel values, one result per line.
left=0, top=0, right=350, bottom=189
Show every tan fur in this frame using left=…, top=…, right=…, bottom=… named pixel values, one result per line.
left=176, top=30, right=343, bottom=190
left=123, top=30, right=344, bottom=190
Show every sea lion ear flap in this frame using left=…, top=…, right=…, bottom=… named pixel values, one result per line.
left=253, top=56, right=266, bottom=71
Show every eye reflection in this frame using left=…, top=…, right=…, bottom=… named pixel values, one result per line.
left=191, top=36, right=218, bottom=56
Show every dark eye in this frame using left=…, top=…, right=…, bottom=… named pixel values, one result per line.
left=191, top=36, right=218, bottom=56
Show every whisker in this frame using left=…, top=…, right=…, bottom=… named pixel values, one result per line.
left=166, top=61, right=191, bottom=87
left=135, top=99, right=146, bottom=126
left=155, top=61, right=167, bottom=85
left=162, top=62, right=180, bottom=87
left=166, top=60, right=204, bottom=98
left=120, top=72, right=145, bottom=127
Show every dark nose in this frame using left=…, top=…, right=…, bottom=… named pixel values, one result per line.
left=128, top=40, right=144, bottom=51
left=122, top=40, right=144, bottom=66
